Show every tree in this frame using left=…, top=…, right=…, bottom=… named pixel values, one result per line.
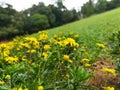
left=95, top=0, right=108, bottom=13
left=61, top=10, right=73, bottom=23
left=71, top=9, right=80, bottom=21
left=112, top=0, right=120, bottom=7
left=0, top=3, right=16, bottom=27
left=56, top=0, right=66, bottom=10
left=25, top=13, right=49, bottom=33
left=81, top=0, right=95, bottom=17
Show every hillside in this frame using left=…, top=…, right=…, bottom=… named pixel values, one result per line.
left=42, top=8, right=120, bottom=46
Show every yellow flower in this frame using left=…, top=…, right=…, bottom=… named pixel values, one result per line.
left=59, top=32, right=63, bottom=34
left=65, top=38, right=77, bottom=47
left=63, top=55, right=73, bottom=63
left=67, top=59, right=73, bottom=63
left=0, top=81, right=5, bottom=85
left=18, top=87, right=23, bottom=90
left=42, top=52, right=48, bottom=59
left=81, top=58, right=89, bottom=63
left=38, top=86, right=43, bottom=90
left=66, top=74, right=70, bottom=78
left=21, top=43, right=30, bottom=49
left=13, top=88, right=17, bottom=90
left=24, top=88, right=28, bottom=90
left=102, top=68, right=116, bottom=76
left=5, top=56, right=18, bottom=64
left=54, top=40, right=58, bottom=44
left=39, top=32, right=48, bottom=41
left=63, top=55, right=70, bottom=60
left=0, top=43, right=7, bottom=49
left=31, top=49, right=36, bottom=53
left=27, top=49, right=36, bottom=53
left=17, top=48, right=20, bottom=51
left=69, top=32, right=73, bottom=35
left=44, top=45, right=51, bottom=50
left=74, top=34, right=79, bottom=38
left=103, top=86, right=115, bottom=90
left=85, top=63, right=91, bottom=67
left=81, top=46, right=86, bottom=49
left=5, top=74, right=11, bottom=79
left=53, top=34, right=57, bottom=38
left=58, top=38, right=79, bottom=47
left=3, top=50, right=10, bottom=57
left=85, top=52, right=90, bottom=57
left=74, top=48, right=77, bottom=51
left=96, top=43, right=105, bottom=48
left=22, top=56, right=27, bottom=61
left=25, top=37, right=37, bottom=43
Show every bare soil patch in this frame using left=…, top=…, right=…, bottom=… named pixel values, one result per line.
left=88, top=58, right=120, bottom=89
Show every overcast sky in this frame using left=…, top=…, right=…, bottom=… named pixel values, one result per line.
left=0, top=0, right=89, bottom=11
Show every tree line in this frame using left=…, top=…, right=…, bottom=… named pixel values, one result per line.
left=0, top=0, right=120, bottom=41
left=81, top=0, right=120, bottom=17
left=0, top=1, right=80, bottom=41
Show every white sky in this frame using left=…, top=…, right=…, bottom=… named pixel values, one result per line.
left=0, top=0, right=89, bottom=11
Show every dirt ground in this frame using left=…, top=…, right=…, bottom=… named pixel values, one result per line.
left=88, top=58, right=120, bottom=90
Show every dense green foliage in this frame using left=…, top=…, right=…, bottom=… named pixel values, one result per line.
left=0, top=2, right=80, bottom=40
left=81, top=0, right=120, bottom=17
left=25, top=13, right=49, bottom=33
left=109, top=30, right=120, bottom=72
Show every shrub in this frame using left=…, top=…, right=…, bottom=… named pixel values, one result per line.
left=109, top=30, right=120, bottom=72
left=25, top=14, right=49, bottom=33
left=0, top=31, right=106, bottom=89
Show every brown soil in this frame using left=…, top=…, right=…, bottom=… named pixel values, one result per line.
left=88, top=58, right=120, bottom=89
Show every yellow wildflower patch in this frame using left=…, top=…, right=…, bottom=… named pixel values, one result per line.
left=96, top=43, right=105, bottom=48
left=38, top=86, right=43, bottom=90
left=5, top=56, right=18, bottom=64
left=39, top=32, right=48, bottom=41
left=102, top=68, right=116, bottom=76
left=42, top=52, right=48, bottom=59
left=0, top=81, right=5, bottom=85
left=103, top=86, right=115, bottom=90
left=63, top=55, right=73, bottom=63
left=5, top=74, right=11, bottom=79
left=63, top=55, right=70, bottom=60
left=84, top=63, right=91, bottom=67
left=44, top=45, right=51, bottom=50
left=81, top=58, right=89, bottom=63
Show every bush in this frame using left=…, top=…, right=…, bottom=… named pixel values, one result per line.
left=25, top=14, right=49, bottom=33
left=0, top=27, right=19, bottom=41
left=109, top=30, right=120, bottom=72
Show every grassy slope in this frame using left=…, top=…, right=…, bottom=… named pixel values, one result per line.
left=34, top=8, right=120, bottom=47
left=52, top=8, right=120, bottom=41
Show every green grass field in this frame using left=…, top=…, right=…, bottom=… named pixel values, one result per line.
left=40, top=7, right=120, bottom=46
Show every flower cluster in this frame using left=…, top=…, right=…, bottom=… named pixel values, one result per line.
left=102, top=68, right=116, bottom=76
left=103, top=86, right=115, bottom=90
left=96, top=43, right=106, bottom=48
left=63, top=55, right=73, bottom=63
left=0, top=31, right=107, bottom=89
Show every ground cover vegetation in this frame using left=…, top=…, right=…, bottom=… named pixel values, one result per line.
left=0, top=31, right=118, bottom=90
